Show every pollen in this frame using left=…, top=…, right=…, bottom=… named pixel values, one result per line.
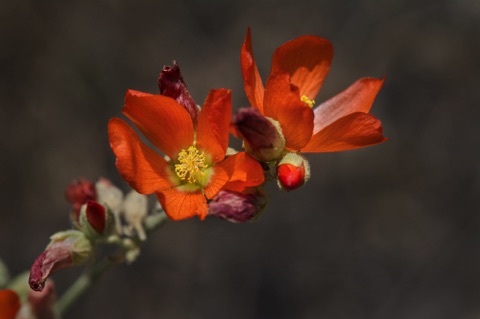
left=174, top=146, right=208, bottom=184
left=300, top=95, right=315, bottom=108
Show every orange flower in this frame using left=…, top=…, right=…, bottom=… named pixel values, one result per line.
left=108, top=88, right=264, bottom=220
left=240, top=28, right=386, bottom=153
left=0, top=290, right=20, bottom=319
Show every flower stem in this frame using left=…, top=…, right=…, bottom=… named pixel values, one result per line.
left=57, top=211, right=168, bottom=315
left=57, top=258, right=116, bottom=314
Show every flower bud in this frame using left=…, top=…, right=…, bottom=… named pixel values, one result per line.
left=78, top=200, right=115, bottom=239
left=0, top=289, right=20, bottom=319
left=233, top=108, right=285, bottom=162
left=208, top=188, right=268, bottom=223
left=158, top=62, right=199, bottom=125
left=65, top=178, right=96, bottom=222
left=123, top=190, right=148, bottom=241
left=276, top=152, right=311, bottom=191
left=29, top=231, right=93, bottom=292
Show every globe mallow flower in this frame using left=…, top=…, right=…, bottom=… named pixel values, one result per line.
left=0, top=289, right=20, bottom=319
left=238, top=28, right=387, bottom=156
left=108, top=86, right=264, bottom=221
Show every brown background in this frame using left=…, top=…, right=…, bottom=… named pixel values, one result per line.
left=1, top=0, right=479, bottom=318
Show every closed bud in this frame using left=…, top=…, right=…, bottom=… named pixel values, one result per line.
left=208, top=188, right=268, bottom=223
left=158, top=62, right=199, bottom=125
left=233, top=108, right=285, bottom=162
left=277, top=152, right=311, bottom=191
left=79, top=200, right=115, bottom=239
left=65, top=178, right=96, bottom=222
left=29, top=231, right=93, bottom=292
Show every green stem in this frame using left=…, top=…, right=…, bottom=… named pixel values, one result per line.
left=57, top=211, right=168, bottom=315
left=57, top=258, right=116, bottom=314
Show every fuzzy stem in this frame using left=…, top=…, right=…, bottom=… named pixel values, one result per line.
left=57, top=211, right=168, bottom=315
left=57, top=258, right=116, bottom=314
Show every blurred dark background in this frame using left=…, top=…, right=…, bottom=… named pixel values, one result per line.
left=1, top=0, right=479, bottom=318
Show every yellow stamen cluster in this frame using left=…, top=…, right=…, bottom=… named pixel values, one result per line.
left=301, top=95, right=315, bottom=108
left=174, top=146, right=208, bottom=183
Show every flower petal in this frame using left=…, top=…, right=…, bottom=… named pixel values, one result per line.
left=241, top=28, right=265, bottom=113
left=302, top=112, right=387, bottom=153
left=156, top=188, right=208, bottom=220
left=313, top=77, right=384, bottom=133
left=264, top=72, right=314, bottom=150
left=203, top=164, right=229, bottom=199
left=108, top=118, right=174, bottom=194
left=196, top=89, right=232, bottom=163
left=0, top=290, right=20, bottom=319
left=205, top=152, right=264, bottom=198
left=271, top=35, right=333, bottom=99
left=123, top=89, right=194, bottom=159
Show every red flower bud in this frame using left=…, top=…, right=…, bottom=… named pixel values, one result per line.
left=0, top=289, right=20, bottom=319
left=158, top=62, right=199, bottom=125
left=277, top=153, right=310, bottom=191
left=29, top=231, right=92, bottom=292
left=208, top=188, right=268, bottom=223
left=85, top=200, right=106, bottom=234
left=65, top=178, right=96, bottom=222
left=233, top=108, right=285, bottom=162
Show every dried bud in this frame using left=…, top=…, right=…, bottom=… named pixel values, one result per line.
left=123, top=190, right=148, bottom=241
left=0, top=289, right=20, bottom=319
left=95, top=178, right=123, bottom=214
left=208, top=188, right=268, bottom=223
left=276, top=152, right=311, bottom=191
left=158, top=62, right=199, bottom=125
left=233, top=108, right=285, bottom=162
left=29, top=231, right=93, bottom=292
left=65, top=178, right=96, bottom=222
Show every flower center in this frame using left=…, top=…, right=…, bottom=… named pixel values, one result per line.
left=300, top=95, right=315, bottom=108
left=174, top=146, right=208, bottom=184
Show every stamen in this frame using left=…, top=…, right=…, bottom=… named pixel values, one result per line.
left=174, top=146, right=208, bottom=183
left=301, top=95, right=315, bottom=108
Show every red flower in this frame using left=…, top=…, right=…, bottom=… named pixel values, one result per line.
left=240, top=28, right=386, bottom=153
left=0, top=290, right=20, bottom=319
left=108, top=88, right=264, bottom=220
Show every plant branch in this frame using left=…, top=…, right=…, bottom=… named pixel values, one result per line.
left=57, top=211, right=168, bottom=315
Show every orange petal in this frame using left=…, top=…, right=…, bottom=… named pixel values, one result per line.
left=123, top=89, right=194, bottom=159
left=108, top=118, right=174, bottom=194
left=0, top=290, right=20, bottom=319
left=313, top=77, right=384, bottom=133
left=203, top=164, right=230, bottom=199
left=156, top=188, right=208, bottom=220
left=196, top=89, right=232, bottom=163
left=302, top=112, right=387, bottom=153
left=205, top=152, right=264, bottom=197
left=271, top=35, right=333, bottom=99
left=264, top=72, right=314, bottom=150
left=241, top=28, right=265, bottom=113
